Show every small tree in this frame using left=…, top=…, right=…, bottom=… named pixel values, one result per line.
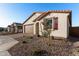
left=40, top=19, right=54, bottom=45
left=40, top=19, right=55, bottom=55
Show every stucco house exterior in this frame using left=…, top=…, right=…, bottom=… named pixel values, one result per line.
left=7, top=23, right=23, bottom=33
left=23, top=10, right=72, bottom=38
left=7, top=25, right=11, bottom=32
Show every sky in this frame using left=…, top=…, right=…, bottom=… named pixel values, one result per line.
left=0, top=3, right=79, bottom=27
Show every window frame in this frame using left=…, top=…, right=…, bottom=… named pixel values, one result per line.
left=43, top=18, right=53, bottom=30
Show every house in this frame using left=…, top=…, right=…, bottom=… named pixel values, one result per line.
left=0, top=27, right=7, bottom=32
left=7, top=22, right=23, bottom=33
left=23, top=10, right=72, bottom=38
left=7, top=25, right=11, bottom=32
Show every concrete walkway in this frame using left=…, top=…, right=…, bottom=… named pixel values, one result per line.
left=0, top=51, right=11, bottom=56
left=0, top=36, right=19, bottom=56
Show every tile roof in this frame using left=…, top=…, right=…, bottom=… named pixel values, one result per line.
left=33, top=10, right=72, bottom=22
left=23, top=10, right=72, bottom=26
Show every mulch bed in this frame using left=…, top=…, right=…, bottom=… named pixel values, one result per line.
left=8, top=36, right=73, bottom=56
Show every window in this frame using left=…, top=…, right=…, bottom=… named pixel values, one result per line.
left=47, top=20, right=52, bottom=29
left=53, top=17, right=58, bottom=30
left=44, top=18, right=52, bottom=29
left=18, top=26, right=22, bottom=29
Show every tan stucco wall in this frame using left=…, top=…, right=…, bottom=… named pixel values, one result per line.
left=34, top=13, right=70, bottom=38
left=23, top=13, right=42, bottom=33
left=7, top=27, right=11, bottom=32
left=24, top=13, right=41, bottom=25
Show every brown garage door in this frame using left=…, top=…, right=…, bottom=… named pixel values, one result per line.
left=24, top=24, right=34, bottom=34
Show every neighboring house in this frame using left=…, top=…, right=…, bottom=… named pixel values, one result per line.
left=23, top=10, right=72, bottom=38
left=0, top=27, right=7, bottom=32
left=7, top=23, right=23, bottom=33
left=7, top=25, right=11, bottom=32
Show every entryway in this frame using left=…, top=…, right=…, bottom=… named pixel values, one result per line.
left=35, top=22, right=39, bottom=36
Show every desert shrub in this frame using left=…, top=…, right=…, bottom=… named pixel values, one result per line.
left=22, top=41, right=27, bottom=44
left=26, top=36, right=33, bottom=39
left=42, top=30, right=48, bottom=37
left=33, top=50, right=49, bottom=56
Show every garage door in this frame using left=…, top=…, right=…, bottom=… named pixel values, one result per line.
left=24, top=24, right=34, bottom=34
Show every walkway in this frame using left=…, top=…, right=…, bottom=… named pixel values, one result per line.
left=0, top=36, right=19, bottom=56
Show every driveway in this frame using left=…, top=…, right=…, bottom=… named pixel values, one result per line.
left=0, top=36, right=19, bottom=56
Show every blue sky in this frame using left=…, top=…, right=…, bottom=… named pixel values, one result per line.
left=0, top=3, right=79, bottom=27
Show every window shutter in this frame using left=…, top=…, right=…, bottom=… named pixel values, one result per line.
left=53, top=17, right=58, bottom=30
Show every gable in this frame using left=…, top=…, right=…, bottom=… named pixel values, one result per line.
left=23, top=13, right=43, bottom=25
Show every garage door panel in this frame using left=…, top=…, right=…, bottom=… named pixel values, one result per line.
left=24, top=25, right=34, bottom=34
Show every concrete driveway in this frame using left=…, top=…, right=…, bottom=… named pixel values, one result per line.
left=0, top=36, right=19, bottom=56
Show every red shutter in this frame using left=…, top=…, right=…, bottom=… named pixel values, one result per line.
left=53, top=17, right=58, bottom=30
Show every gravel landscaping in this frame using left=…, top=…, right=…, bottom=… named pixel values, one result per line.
left=8, top=35, right=73, bottom=56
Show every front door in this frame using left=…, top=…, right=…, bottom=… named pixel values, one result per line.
left=36, top=22, right=39, bottom=36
